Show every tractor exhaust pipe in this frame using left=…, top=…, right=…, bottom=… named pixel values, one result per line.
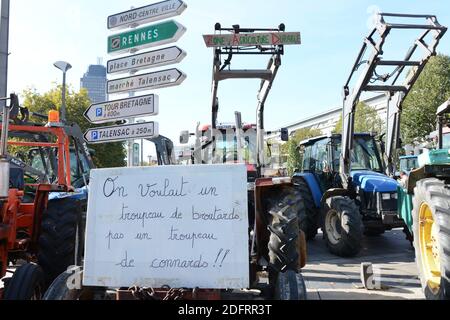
left=0, top=158, right=8, bottom=199
left=0, top=95, right=11, bottom=199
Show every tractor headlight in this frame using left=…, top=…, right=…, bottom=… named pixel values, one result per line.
left=382, top=193, right=391, bottom=200
left=391, top=193, right=398, bottom=200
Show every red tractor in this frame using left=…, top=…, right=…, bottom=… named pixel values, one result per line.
left=0, top=93, right=94, bottom=299
left=176, top=24, right=307, bottom=300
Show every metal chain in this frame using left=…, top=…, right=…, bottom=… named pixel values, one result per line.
left=128, top=286, right=189, bottom=300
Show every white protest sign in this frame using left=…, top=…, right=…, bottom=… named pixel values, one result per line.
left=83, top=164, right=249, bottom=289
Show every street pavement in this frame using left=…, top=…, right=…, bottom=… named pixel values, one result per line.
left=302, top=229, right=424, bottom=300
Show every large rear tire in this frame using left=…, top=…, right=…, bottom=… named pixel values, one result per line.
left=412, top=178, right=450, bottom=300
left=3, top=263, right=45, bottom=300
left=274, top=270, right=307, bottom=300
left=295, top=179, right=319, bottom=240
left=38, top=198, right=83, bottom=284
left=267, top=187, right=302, bottom=272
left=323, top=196, right=363, bottom=257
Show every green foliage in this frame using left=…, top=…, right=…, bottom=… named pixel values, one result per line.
left=281, top=127, right=322, bottom=175
left=401, top=54, right=450, bottom=144
left=333, top=102, right=384, bottom=134
left=21, top=86, right=126, bottom=168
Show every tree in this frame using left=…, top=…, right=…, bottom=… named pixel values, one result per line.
left=281, top=127, right=322, bottom=175
left=401, top=54, right=450, bottom=144
left=21, top=86, right=126, bottom=168
left=333, top=102, right=384, bottom=134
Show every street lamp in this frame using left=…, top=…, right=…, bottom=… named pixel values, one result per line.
left=53, top=61, right=72, bottom=122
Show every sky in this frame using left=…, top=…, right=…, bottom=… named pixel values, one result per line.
left=6, top=0, right=450, bottom=158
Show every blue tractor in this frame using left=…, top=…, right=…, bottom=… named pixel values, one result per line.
left=293, top=12, right=445, bottom=257
left=294, top=133, right=403, bottom=256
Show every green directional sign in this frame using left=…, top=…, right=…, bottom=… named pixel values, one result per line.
left=108, top=20, right=186, bottom=54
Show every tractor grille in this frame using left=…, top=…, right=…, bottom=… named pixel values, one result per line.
left=362, top=192, right=397, bottom=213
left=381, top=196, right=397, bottom=212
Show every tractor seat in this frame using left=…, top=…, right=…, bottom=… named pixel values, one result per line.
left=0, top=223, right=9, bottom=241
left=9, top=167, right=25, bottom=190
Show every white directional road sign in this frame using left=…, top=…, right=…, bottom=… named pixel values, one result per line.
left=108, top=0, right=187, bottom=30
left=203, top=32, right=301, bottom=47
left=84, top=94, right=159, bottom=124
left=84, top=122, right=159, bottom=144
left=107, top=46, right=186, bottom=75
left=107, top=68, right=186, bottom=94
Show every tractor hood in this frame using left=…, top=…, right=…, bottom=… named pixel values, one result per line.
left=351, top=171, right=399, bottom=193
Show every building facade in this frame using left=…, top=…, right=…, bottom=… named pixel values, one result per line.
left=267, top=94, right=389, bottom=140
left=80, top=64, right=107, bottom=104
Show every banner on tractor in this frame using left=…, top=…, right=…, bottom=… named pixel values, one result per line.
left=83, top=164, right=249, bottom=289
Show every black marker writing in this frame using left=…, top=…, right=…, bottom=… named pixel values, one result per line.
left=170, top=207, right=183, bottom=219
left=119, top=204, right=164, bottom=228
left=135, top=232, right=152, bottom=240
left=103, top=176, right=128, bottom=198
left=105, top=230, right=124, bottom=250
left=192, top=206, right=240, bottom=221
left=198, top=186, right=219, bottom=197
left=150, top=255, right=209, bottom=269
left=138, top=177, right=189, bottom=198
left=115, top=251, right=135, bottom=268
left=167, top=226, right=218, bottom=248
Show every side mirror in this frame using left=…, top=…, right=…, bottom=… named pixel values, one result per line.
left=280, top=128, right=289, bottom=142
left=179, top=130, right=190, bottom=144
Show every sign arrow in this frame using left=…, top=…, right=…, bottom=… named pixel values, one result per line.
left=84, top=94, right=159, bottom=124
left=202, top=32, right=301, bottom=48
left=107, top=46, right=186, bottom=75
left=108, top=20, right=186, bottom=55
left=84, top=122, right=159, bottom=144
left=108, top=0, right=187, bottom=30
left=107, top=68, right=186, bottom=95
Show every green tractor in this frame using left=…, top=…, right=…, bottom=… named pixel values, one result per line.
left=398, top=99, right=450, bottom=299
left=398, top=155, right=419, bottom=176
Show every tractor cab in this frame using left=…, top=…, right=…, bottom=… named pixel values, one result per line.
left=300, top=133, right=384, bottom=188
left=298, top=133, right=400, bottom=222
left=180, top=123, right=259, bottom=181
left=399, top=155, right=419, bottom=176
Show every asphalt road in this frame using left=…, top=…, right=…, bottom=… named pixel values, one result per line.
left=302, top=229, right=424, bottom=300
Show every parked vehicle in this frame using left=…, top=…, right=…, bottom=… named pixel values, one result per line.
left=398, top=99, right=450, bottom=299
left=294, top=13, right=446, bottom=257
left=0, top=93, right=95, bottom=300
left=295, top=133, right=402, bottom=255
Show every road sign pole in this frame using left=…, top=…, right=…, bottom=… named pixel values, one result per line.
left=0, top=0, right=10, bottom=109
left=127, top=17, right=136, bottom=168
left=127, top=77, right=136, bottom=167
left=141, top=138, right=144, bottom=166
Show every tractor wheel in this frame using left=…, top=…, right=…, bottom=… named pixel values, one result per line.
left=267, top=187, right=302, bottom=272
left=323, top=196, right=363, bottom=257
left=3, top=263, right=45, bottom=300
left=274, top=270, right=307, bottom=300
left=43, top=269, right=82, bottom=300
left=38, top=198, right=83, bottom=284
left=364, top=227, right=385, bottom=237
left=295, top=179, right=318, bottom=240
left=412, top=178, right=450, bottom=300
